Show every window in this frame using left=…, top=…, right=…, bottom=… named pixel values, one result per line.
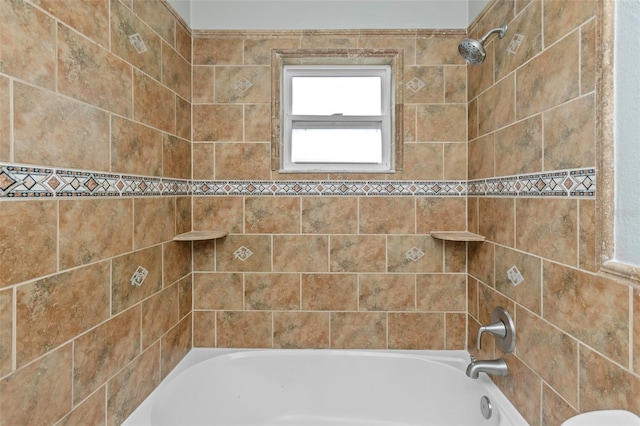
left=272, top=50, right=403, bottom=173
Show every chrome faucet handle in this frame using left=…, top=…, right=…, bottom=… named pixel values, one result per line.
left=476, top=307, right=516, bottom=353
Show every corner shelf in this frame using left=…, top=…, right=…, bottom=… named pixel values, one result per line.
left=173, top=230, right=228, bottom=241
left=430, top=231, right=485, bottom=242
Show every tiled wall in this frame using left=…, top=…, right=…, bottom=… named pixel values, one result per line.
left=466, top=0, right=640, bottom=424
left=189, top=29, right=473, bottom=350
left=0, top=0, right=193, bottom=424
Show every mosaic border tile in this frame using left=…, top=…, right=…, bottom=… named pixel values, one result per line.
left=0, top=163, right=596, bottom=199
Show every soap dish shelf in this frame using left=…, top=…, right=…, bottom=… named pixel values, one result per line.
left=430, top=231, right=485, bottom=242
left=173, top=231, right=228, bottom=241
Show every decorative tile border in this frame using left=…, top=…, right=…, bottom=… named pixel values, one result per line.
left=0, top=163, right=595, bottom=198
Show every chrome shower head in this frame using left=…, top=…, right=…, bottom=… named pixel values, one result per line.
left=458, top=23, right=508, bottom=65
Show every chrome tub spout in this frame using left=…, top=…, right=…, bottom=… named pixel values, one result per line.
left=466, top=358, right=508, bottom=379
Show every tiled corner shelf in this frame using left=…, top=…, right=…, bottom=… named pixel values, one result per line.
left=430, top=231, right=485, bottom=242
left=173, top=230, right=228, bottom=241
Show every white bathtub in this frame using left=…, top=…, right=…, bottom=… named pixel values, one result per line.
left=123, top=349, right=528, bottom=426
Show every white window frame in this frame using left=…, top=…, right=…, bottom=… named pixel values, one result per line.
left=280, top=64, right=394, bottom=173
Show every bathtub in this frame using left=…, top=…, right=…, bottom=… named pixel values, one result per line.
left=123, top=349, right=528, bottom=426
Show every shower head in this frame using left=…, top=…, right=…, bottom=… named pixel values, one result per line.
left=458, top=23, right=508, bottom=65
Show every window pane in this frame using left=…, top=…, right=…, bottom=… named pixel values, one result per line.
left=291, top=128, right=382, bottom=163
left=291, top=77, right=382, bottom=116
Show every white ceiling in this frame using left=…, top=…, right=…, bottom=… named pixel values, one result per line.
left=168, top=0, right=490, bottom=30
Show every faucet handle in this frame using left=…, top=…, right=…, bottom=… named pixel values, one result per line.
left=476, top=320, right=507, bottom=350
left=476, top=307, right=516, bottom=353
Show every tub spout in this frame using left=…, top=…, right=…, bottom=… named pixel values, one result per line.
left=466, top=358, right=508, bottom=379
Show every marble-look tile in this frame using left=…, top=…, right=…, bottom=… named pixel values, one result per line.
left=193, top=143, right=215, bottom=179
left=404, top=66, right=444, bottom=104
left=478, top=283, right=515, bottom=329
left=393, top=143, right=444, bottom=180
left=388, top=312, right=444, bottom=349
left=175, top=22, right=192, bottom=60
left=444, top=65, right=466, bottom=103
left=516, top=307, right=579, bottom=407
left=444, top=241, right=466, bottom=273
left=59, top=199, right=133, bottom=269
left=543, top=262, right=629, bottom=365
left=300, top=35, right=356, bottom=49
left=416, top=104, right=466, bottom=142
left=471, top=0, right=515, bottom=42
left=330, top=235, right=386, bottom=273
left=468, top=240, right=494, bottom=286
left=0, top=200, right=57, bottom=288
left=359, top=197, right=415, bottom=234
left=479, top=197, right=515, bottom=247
left=359, top=36, right=415, bottom=65
left=107, top=343, right=160, bottom=426
left=163, top=241, right=191, bottom=286
left=467, top=197, right=479, bottom=234
left=416, top=197, right=466, bottom=233
left=133, top=0, right=176, bottom=46
left=330, top=312, right=386, bottom=349
left=160, top=315, right=191, bottom=378
left=359, top=274, right=415, bottom=311
left=273, top=235, right=329, bottom=273
left=193, top=104, right=243, bottom=141
left=245, top=273, right=300, bottom=310
left=478, top=73, right=515, bottom=136
left=543, top=0, right=597, bottom=47
left=193, top=37, right=243, bottom=65
left=16, top=262, right=110, bottom=365
left=74, top=306, right=140, bottom=403
left=111, top=246, right=163, bottom=314
left=193, top=66, right=214, bottom=103
left=416, top=274, right=466, bottom=311
left=443, top=142, right=467, bottom=180
left=178, top=275, right=192, bottom=319
left=516, top=31, right=579, bottom=119
left=543, top=94, right=595, bottom=170
left=516, top=198, right=577, bottom=265
left=142, top=284, right=179, bottom=349
left=188, top=239, right=214, bottom=271
left=404, top=104, right=417, bottom=142
left=0, top=76, right=9, bottom=162
left=494, top=245, right=541, bottom=314
left=57, top=386, right=106, bottom=426
left=162, top=41, right=191, bottom=100
left=214, top=143, right=271, bottom=180
left=13, top=82, right=110, bottom=170
left=215, top=66, right=270, bottom=103
left=110, top=0, right=161, bottom=81
left=194, top=273, right=243, bottom=310
left=217, top=311, right=272, bottom=348
left=111, top=116, right=162, bottom=176
left=468, top=277, right=479, bottom=320
left=245, top=197, right=300, bottom=234
left=35, top=0, right=108, bottom=46
left=467, top=42, right=495, bottom=102
left=1, top=0, right=56, bottom=89
left=133, top=70, right=175, bottom=134
left=416, top=36, right=465, bottom=65
left=216, top=234, right=272, bottom=272
left=301, top=274, right=358, bottom=311
left=468, top=98, right=478, bottom=141
left=274, top=312, right=330, bottom=349
left=0, top=344, right=72, bottom=426
left=579, top=199, right=597, bottom=272
left=445, top=312, right=466, bottom=349
left=163, top=134, right=191, bottom=179
left=302, top=197, right=358, bottom=234
left=493, top=355, right=541, bottom=426
left=175, top=196, right=191, bottom=236
left=541, top=384, right=578, bottom=426
left=193, top=311, right=216, bottom=347
left=468, top=133, right=495, bottom=179
left=176, top=96, right=191, bottom=140
left=516, top=0, right=535, bottom=15
left=133, top=197, right=175, bottom=249
left=193, top=196, right=244, bottom=234
left=58, top=23, right=132, bottom=116
left=245, top=37, right=300, bottom=65
left=245, top=104, right=271, bottom=141
left=580, top=18, right=596, bottom=94
left=495, top=115, right=543, bottom=176
left=387, top=235, right=443, bottom=273
left=0, top=289, right=12, bottom=377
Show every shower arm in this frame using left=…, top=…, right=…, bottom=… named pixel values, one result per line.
left=478, top=23, right=508, bottom=45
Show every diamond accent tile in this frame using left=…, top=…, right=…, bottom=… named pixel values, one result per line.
left=405, top=247, right=425, bottom=262
left=406, top=77, right=426, bottom=93
left=233, top=78, right=253, bottom=93
left=233, top=246, right=253, bottom=261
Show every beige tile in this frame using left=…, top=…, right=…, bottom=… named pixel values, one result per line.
left=59, top=199, right=133, bottom=269
left=541, top=384, right=578, bottom=426
left=0, top=344, right=72, bottom=426
left=0, top=76, right=9, bottom=162
left=193, top=66, right=214, bottom=103
left=359, top=36, right=415, bottom=64
left=273, top=235, right=329, bottom=273
left=193, top=311, right=216, bottom=347
left=274, top=312, right=330, bottom=349
left=214, top=143, right=271, bottom=180
left=516, top=198, right=577, bottom=265
left=468, top=241, right=494, bottom=286
left=493, top=355, right=541, bottom=426
left=359, top=197, right=415, bottom=234
left=0, top=200, right=57, bottom=288
left=416, top=274, right=466, bottom=312
left=215, top=66, right=270, bottom=103
left=302, top=197, right=358, bottom=234
left=479, top=197, right=515, bottom=247
left=192, top=240, right=216, bottom=272
left=194, top=273, right=243, bottom=310
left=359, top=274, right=415, bottom=311
left=74, top=306, right=141, bottom=404
left=175, top=22, right=192, bottom=60
left=468, top=277, right=479, bottom=320
left=416, top=36, right=465, bottom=65
left=142, top=285, right=179, bottom=349
left=133, top=0, right=176, bottom=46
left=160, top=315, right=191, bottom=378
left=330, top=235, right=386, bottom=273
left=579, top=346, right=640, bottom=414
left=1, top=0, right=56, bottom=89
left=16, top=262, right=110, bottom=366
left=133, top=70, right=175, bottom=134
left=467, top=42, right=494, bottom=101
left=393, top=143, right=444, bottom=180
left=301, top=273, right=358, bottom=311
left=176, top=95, right=191, bottom=140
left=467, top=197, right=479, bottom=234
left=176, top=196, right=192, bottom=235
left=0, top=288, right=12, bottom=377
left=163, top=134, right=191, bottom=179
left=444, top=241, right=466, bottom=273
left=193, top=38, right=243, bottom=65
left=162, top=41, right=191, bottom=100
left=163, top=241, right=191, bottom=286
left=216, top=234, right=272, bottom=272
left=404, top=66, right=444, bottom=104
left=446, top=312, right=466, bottom=349
left=111, top=246, right=163, bottom=314
left=193, top=196, right=244, bottom=234
left=543, top=0, right=597, bottom=47
left=579, top=199, right=597, bottom=272
left=494, top=245, right=541, bottom=314
left=495, top=115, right=543, bottom=176
left=468, top=133, right=495, bottom=179
left=178, top=275, right=192, bottom=319
left=386, top=235, right=443, bottom=273
left=245, top=104, right=271, bottom=141
left=516, top=31, right=580, bottom=119
left=194, top=104, right=244, bottom=141
left=516, top=307, right=579, bottom=407
left=134, top=197, right=175, bottom=249
left=581, top=18, right=596, bottom=94
left=217, top=311, right=272, bottom=348
left=443, top=143, right=467, bottom=180
left=193, top=143, right=215, bottom=179
left=416, top=197, right=466, bottom=233
left=444, top=65, right=466, bottom=103
left=472, top=0, right=515, bottom=41
left=388, top=313, right=444, bottom=349
left=34, top=0, right=108, bottom=47
left=110, top=0, right=161, bottom=81
left=107, top=343, right=160, bottom=426
left=543, top=262, right=629, bottom=365
left=478, top=73, right=515, bottom=135
left=111, top=116, right=162, bottom=176
left=245, top=197, right=300, bottom=234
left=57, top=386, right=106, bottom=426
left=404, top=104, right=417, bottom=143
left=543, top=94, right=595, bottom=170
left=416, top=104, right=466, bottom=142
left=245, top=37, right=300, bottom=65
left=301, top=34, right=357, bottom=49
left=516, top=0, right=535, bottom=14
left=13, top=82, right=110, bottom=170
left=245, top=273, right=300, bottom=310
left=468, top=98, right=478, bottom=141
left=330, top=312, right=386, bottom=349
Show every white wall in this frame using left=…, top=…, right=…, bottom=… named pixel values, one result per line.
left=614, top=0, right=640, bottom=266
left=167, top=0, right=191, bottom=26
